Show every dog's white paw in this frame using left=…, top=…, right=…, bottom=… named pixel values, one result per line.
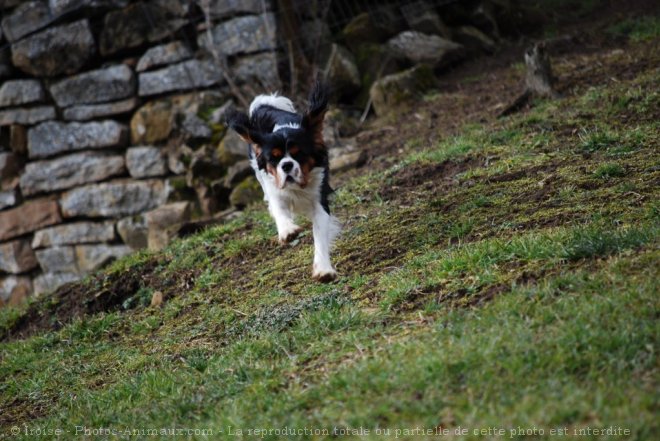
left=278, top=225, right=303, bottom=245
left=312, top=264, right=337, bottom=283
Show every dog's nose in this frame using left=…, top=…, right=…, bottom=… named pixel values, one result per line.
left=281, top=161, right=293, bottom=173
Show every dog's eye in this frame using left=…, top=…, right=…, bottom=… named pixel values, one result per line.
left=271, top=148, right=283, bottom=158
left=288, top=145, right=300, bottom=156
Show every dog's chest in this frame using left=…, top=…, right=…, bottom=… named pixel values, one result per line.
left=267, top=176, right=317, bottom=213
left=253, top=164, right=324, bottom=217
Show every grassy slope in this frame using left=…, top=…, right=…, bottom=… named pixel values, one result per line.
left=1, top=32, right=659, bottom=441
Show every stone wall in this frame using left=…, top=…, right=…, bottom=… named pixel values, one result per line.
left=0, top=0, right=281, bottom=305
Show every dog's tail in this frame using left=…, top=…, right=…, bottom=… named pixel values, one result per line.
left=248, top=93, right=296, bottom=117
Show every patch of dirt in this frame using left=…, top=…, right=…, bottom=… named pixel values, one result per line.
left=486, top=162, right=561, bottom=184
left=396, top=265, right=558, bottom=312
left=340, top=237, right=412, bottom=274
left=516, top=210, right=588, bottom=231
left=0, top=397, right=48, bottom=426
left=1, top=260, right=160, bottom=342
left=392, top=282, right=510, bottom=312
left=380, top=157, right=483, bottom=202
left=464, top=284, right=510, bottom=308
left=225, top=247, right=274, bottom=287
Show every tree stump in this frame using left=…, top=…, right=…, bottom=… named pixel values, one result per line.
left=499, top=42, right=559, bottom=117
left=525, top=42, right=559, bottom=98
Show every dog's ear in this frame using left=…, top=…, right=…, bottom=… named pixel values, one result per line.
left=302, top=79, right=329, bottom=148
left=225, top=109, right=266, bottom=155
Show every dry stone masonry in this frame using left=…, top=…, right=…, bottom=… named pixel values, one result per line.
left=0, top=0, right=284, bottom=304
left=1, top=0, right=508, bottom=305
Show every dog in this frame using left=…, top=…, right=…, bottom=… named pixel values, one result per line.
left=226, top=81, right=340, bottom=282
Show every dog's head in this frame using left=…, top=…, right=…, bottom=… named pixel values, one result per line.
left=226, top=81, right=328, bottom=189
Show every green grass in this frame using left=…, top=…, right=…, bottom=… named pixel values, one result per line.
left=593, top=162, right=626, bottom=179
left=607, top=16, right=660, bottom=42
left=1, top=38, right=659, bottom=440
left=579, top=128, right=618, bottom=152
left=379, top=221, right=657, bottom=310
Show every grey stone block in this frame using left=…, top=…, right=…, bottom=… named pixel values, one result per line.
left=20, top=152, right=126, bottom=196
left=60, top=179, right=169, bottom=218
left=28, top=120, right=128, bottom=159
left=49, top=64, right=135, bottom=107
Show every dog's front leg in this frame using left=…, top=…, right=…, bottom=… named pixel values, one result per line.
left=269, top=199, right=302, bottom=245
left=311, top=205, right=340, bottom=282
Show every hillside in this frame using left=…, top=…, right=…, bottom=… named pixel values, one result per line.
left=1, top=10, right=659, bottom=441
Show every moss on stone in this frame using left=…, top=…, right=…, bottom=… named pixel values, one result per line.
left=229, top=176, right=262, bottom=209
left=369, top=64, right=437, bottom=115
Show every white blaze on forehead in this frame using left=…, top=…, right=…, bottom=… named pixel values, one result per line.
left=249, top=93, right=296, bottom=116
left=273, top=122, right=301, bottom=132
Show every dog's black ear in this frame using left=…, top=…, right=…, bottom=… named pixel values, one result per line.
left=225, top=109, right=265, bottom=148
left=225, top=109, right=251, bottom=140
left=302, top=79, right=329, bottom=147
left=225, top=109, right=267, bottom=157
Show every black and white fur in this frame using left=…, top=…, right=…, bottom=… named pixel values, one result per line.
left=226, top=82, right=340, bottom=282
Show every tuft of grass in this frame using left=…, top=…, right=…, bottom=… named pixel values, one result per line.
left=406, top=126, right=483, bottom=165
left=488, top=128, right=522, bottom=146
left=444, top=218, right=476, bottom=241
left=0, top=306, right=26, bottom=336
left=579, top=128, right=618, bottom=152
left=593, top=162, right=626, bottom=179
left=121, top=286, right=154, bottom=310
left=226, top=291, right=349, bottom=338
left=564, top=224, right=653, bottom=261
